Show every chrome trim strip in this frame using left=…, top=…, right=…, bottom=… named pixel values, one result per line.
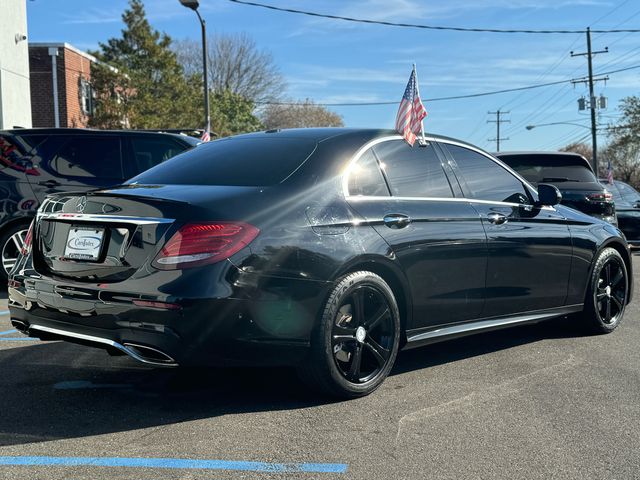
left=345, top=195, right=557, bottom=211
left=28, top=324, right=178, bottom=367
left=37, top=213, right=174, bottom=225
left=341, top=135, right=542, bottom=205
left=406, top=306, right=582, bottom=345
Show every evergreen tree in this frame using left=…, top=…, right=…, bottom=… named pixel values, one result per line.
left=92, top=0, right=199, bottom=129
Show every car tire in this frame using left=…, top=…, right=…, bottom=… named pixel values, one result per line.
left=583, top=247, right=629, bottom=334
left=0, top=223, right=30, bottom=283
left=300, top=271, right=401, bottom=398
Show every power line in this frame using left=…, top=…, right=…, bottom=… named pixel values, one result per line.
left=228, top=0, right=640, bottom=34
left=256, top=64, right=640, bottom=107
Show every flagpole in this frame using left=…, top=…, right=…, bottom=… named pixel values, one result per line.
left=413, top=63, right=427, bottom=145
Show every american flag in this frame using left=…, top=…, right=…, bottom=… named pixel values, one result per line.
left=607, top=159, right=614, bottom=184
left=200, top=129, right=210, bottom=142
left=395, top=68, right=427, bottom=146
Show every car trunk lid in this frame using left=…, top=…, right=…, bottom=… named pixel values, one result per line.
left=32, top=184, right=262, bottom=282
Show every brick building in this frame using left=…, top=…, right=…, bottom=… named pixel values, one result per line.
left=29, top=42, right=96, bottom=128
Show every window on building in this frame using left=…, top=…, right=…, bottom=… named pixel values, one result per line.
left=79, top=77, right=95, bottom=116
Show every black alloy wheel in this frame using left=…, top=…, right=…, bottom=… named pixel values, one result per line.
left=302, top=271, right=400, bottom=398
left=332, top=285, right=395, bottom=383
left=585, top=247, right=628, bottom=333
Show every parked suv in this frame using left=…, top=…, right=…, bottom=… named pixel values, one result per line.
left=495, top=151, right=616, bottom=224
left=0, top=128, right=199, bottom=280
left=600, top=179, right=640, bottom=247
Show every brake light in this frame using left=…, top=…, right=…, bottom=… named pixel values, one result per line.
left=588, top=192, right=613, bottom=202
left=20, top=222, right=34, bottom=256
left=153, top=222, right=259, bottom=269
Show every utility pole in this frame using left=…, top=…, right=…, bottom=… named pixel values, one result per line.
left=488, top=109, right=510, bottom=152
left=571, top=27, right=608, bottom=175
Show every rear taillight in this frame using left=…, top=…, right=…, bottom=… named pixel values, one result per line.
left=20, top=222, right=34, bottom=256
left=588, top=192, right=613, bottom=202
left=153, top=222, right=259, bottom=269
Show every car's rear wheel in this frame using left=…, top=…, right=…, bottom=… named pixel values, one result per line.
left=583, top=247, right=628, bottom=333
left=301, top=271, right=400, bottom=398
left=0, top=224, right=29, bottom=282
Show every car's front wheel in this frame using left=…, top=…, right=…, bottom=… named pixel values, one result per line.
left=301, top=271, right=401, bottom=398
left=583, top=247, right=629, bottom=333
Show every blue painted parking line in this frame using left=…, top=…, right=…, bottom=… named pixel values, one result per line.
left=0, top=337, right=37, bottom=342
left=0, top=456, right=348, bottom=474
left=0, top=310, right=10, bottom=315
left=0, top=329, right=17, bottom=336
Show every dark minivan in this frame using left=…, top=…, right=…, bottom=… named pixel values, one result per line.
left=0, top=128, right=199, bottom=279
left=495, top=151, right=616, bottom=224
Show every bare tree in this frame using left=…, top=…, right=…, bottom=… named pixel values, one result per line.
left=601, top=140, right=640, bottom=187
left=174, top=33, right=285, bottom=104
left=261, top=99, right=344, bottom=129
left=560, top=142, right=592, bottom=162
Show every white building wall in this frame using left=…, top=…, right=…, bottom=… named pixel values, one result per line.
left=0, top=0, right=32, bottom=129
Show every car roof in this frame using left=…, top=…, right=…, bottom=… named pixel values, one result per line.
left=230, top=127, right=485, bottom=151
left=1, top=127, right=199, bottom=144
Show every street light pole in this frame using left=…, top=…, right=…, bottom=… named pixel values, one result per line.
left=179, top=0, right=210, bottom=139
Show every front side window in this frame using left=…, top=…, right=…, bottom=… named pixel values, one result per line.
left=372, top=140, right=453, bottom=198
left=347, top=149, right=390, bottom=196
left=447, top=144, right=529, bottom=204
left=50, top=136, right=122, bottom=179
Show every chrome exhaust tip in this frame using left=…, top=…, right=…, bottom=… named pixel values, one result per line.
left=28, top=324, right=178, bottom=368
left=11, top=319, right=28, bottom=333
left=122, top=343, right=177, bottom=365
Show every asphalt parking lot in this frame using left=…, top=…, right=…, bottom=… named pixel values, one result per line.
left=1, top=258, right=639, bottom=480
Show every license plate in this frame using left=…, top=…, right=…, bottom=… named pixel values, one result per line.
left=64, top=226, right=105, bottom=261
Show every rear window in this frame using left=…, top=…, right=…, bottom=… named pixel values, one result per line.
left=128, top=136, right=317, bottom=186
left=498, top=154, right=596, bottom=185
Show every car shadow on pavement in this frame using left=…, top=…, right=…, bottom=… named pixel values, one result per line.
left=0, top=315, right=587, bottom=447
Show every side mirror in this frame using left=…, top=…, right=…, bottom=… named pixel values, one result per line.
left=536, top=183, right=562, bottom=207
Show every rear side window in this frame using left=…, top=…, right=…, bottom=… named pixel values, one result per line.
left=125, top=136, right=188, bottom=178
left=50, top=136, right=123, bottom=179
left=498, top=154, right=596, bottom=185
left=347, top=149, right=390, bottom=196
left=130, top=136, right=317, bottom=186
left=372, top=140, right=453, bottom=198
left=447, top=144, right=529, bottom=204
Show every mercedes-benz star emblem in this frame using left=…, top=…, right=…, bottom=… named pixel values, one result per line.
left=76, top=196, right=87, bottom=213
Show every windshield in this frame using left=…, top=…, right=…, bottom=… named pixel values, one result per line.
left=498, top=154, right=597, bottom=185
left=129, top=136, right=317, bottom=186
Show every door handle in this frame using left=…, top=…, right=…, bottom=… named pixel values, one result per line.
left=38, top=180, right=61, bottom=188
left=383, top=214, right=411, bottom=229
left=487, top=213, right=508, bottom=225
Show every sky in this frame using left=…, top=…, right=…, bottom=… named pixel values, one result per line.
left=25, top=0, right=640, bottom=152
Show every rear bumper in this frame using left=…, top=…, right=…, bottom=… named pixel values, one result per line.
left=8, top=264, right=330, bottom=367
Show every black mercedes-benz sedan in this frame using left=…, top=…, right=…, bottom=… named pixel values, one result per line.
left=8, top=129, right=633, bottom=398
